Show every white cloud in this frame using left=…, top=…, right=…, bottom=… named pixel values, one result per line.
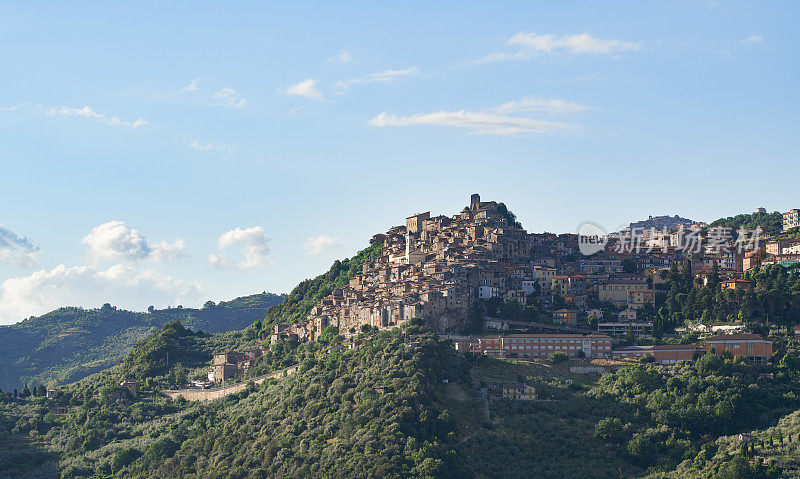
left=181, top=78, right=200, bottom=92
left=284, top=79, right=324, bottom=101
left=47, top=105, right=148, bottom=128
left=82, top=221, right=186, bottom=262
left=509, top=32, right=641, bottom=54
left=189, top=140, right=233, bottom=152
left=369, top=110, right=576, bottom=136
left=212, top=87, right=247, bottom=107
left=476, top=32, right=641, bottom=63
left=0, top=104, right=24, bottom=112
left=0, top=224, right=39, bottom=268
left=740, top=35, right=764, bottom=45
left=335, top=67, right=419, bottom=91
left=304, top=235, right=344, bottom=256
left=473, top=51, right=530, bottom=64
left=208, top=226, right=272, bottom=270
left=326, top=49, right=353, bottom=64
left=491, top=97, right=594, bottom=115
left=0, top=249, right=39, bottom=268
left=0, top=264, right=203, bottom=325
left=149, top=240, right=188, bottom=263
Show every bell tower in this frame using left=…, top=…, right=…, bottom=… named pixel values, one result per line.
left=470, top=193, right=481, bottom=211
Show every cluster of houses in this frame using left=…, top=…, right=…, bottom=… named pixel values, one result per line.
left=266, top=198, right=798, bottom=346
left=207, top=348, right=263, bottom=383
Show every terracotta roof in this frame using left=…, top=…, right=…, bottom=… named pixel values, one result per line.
left=652, top=344, right=705, bottom=351
left=705, top=333, right=768, bottom=342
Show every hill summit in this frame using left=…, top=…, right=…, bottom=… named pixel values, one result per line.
left=274, top=194, right=539, bottom=341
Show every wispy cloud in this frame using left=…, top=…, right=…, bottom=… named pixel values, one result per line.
left=189, top=140, right=233, bottom=152
left=369, top=110, right=576, bottom=136
left=181, top=78, right=200, bottom=92
left=47, top=106, right=148, bottom=128
left=476, top=32, right=641, bottom=63
left=326, top=49, right=353, bottom=64
left=212, top=87, right=246, bottom=107
left=283, top=79, right=324, bottom=101
left=369, top=95, right=590, bottom=136
left=335, top=67, right=419, bottom=92
left=491, top=97, right=594, bottom=115
left=303, top=235, right=344, bottom=255
left=740, top=35, right=764, bottom=45
left=0, top=104, right=25, bottom=112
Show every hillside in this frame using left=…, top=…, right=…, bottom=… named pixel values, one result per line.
left=654, top=408, right=800, bottom=478
left=0, top=292, right=284, bottom=391
left=0, top=321, right=468, bottom=478
left=4, top=318, right=800, bottom=478
left=259, top=243, right=382, bottom=330
left=709, top=210, right=784, bottom=233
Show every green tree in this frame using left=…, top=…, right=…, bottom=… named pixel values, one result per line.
left=594, top=417, right=624, bottom=442
left=317, top=325, right=340, bottom=345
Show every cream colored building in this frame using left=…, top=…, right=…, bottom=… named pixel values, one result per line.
left=406, top=211, right=431, bottom=234
left=598, top=277, right=648, bottom=306
left=784, top=209, right=800, bottom=231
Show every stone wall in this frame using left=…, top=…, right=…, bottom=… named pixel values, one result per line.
left=162, top=365, right=298, bottom=402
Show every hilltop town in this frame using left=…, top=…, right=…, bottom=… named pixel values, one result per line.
left=254, top=194, right=799, bottom=370
left=270, top=194, right=538, bottom=340
left=268, top=195, right=793, bottom=336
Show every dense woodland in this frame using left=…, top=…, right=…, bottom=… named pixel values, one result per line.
left=709, top=211, right=784, bottom=233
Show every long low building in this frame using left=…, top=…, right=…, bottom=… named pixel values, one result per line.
left=612, top=333, right=773, bottom=365
left=612, top=344, right=705, bottom=364
left=470, top=333, right=613, bottom=359
left=704, top=333, right=773, bottom=364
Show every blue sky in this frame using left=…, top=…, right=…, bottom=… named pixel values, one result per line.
left=0, top=1, right=797, bottom=324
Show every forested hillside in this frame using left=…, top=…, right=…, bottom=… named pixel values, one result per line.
left=0, top=320, right=468, bottom=478
left=4, top=317, right=800, bottom=478
left=709, top=211, right=783, bottom=233
left=0, top=292, right=284, bottom=391
left=657, top=408, right=800, bottom=477
left=259, top=243, right=382, bottom=331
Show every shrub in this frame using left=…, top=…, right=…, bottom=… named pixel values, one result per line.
left=548, top=352, right=568, bottom=364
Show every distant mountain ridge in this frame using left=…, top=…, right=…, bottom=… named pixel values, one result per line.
left=627, top=214, right=695, bottom=231
left=0, top=292, right=284, bottom=391
left=625, top=209, right=785, bottom=234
